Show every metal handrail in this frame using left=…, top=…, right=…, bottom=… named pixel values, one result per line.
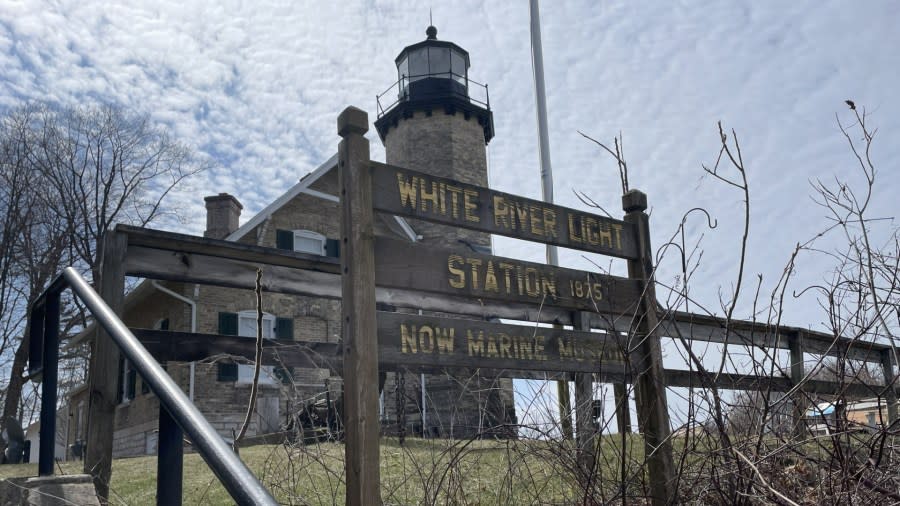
left=30, top=267, right=277, bottom=505
left=376, top=72, right=490, bottom=117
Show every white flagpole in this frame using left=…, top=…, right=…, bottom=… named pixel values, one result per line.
left=529, top=0, right=558, bottom=267
left=530, top=0, right=573, bottom=441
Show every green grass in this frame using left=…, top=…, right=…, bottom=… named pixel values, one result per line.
left=0, top=435, right=649, bottom=505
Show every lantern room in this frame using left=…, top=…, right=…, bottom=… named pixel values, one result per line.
left=375, top=26, right=494, bottom=143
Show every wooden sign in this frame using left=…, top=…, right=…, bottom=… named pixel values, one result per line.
left=374, top=238, right=641, bottom=315
left=370, top=162, right=639, bottom=260
left=377, top=312, right=624, bottom=374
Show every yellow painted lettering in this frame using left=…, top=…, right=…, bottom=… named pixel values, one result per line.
left=484, top=260, right=499, bottom=292
left=519, top=338, right=533, bottom=360
left=513, top=202, right=529, bottom=231
left=448, top=255, right=466, bottom=289
left=498, top=262, right=515, bottom=295
left=401, top=324, right=417, bottom=353
left=541, top=273, right=557, bottom=297
left=591, top=281, right=603, bottom=300
left=446, top=185, right=463, bottom=219
left=438, top=183, right=447, bottom=215
left=499, top=333, right=512, bottom=358
left=597, top=222, right=613, bottom=248
left=568, top=214, right=583, bottom=243
left=466, top=258, right=483, bottom=290
left=493, top=195, right=510, bottom=228
left=543, top=208, right=558, bottom=239
left=515, top=265, right=526, bottom=295
left=436, top=327, right=454, bottom=353
left=585, top=217, right=600, bottom=245
left=524, top=267, right=540, bottom=297
left=396, top=174, right=418, bottom=210
left=529, top=205, right=544, bottom=236
left=534, top=336, right=547, bottom=360
left=487, top=335, right=499, bottom=358
left=467, top=330, right=485, bottom=356
left=463, top=189, right=480, bottom=222
left=611, top=223, right=623, bottom=250
left=418, top=325, right=435, bottom=353
left=420, top=180, right=440, bottom=213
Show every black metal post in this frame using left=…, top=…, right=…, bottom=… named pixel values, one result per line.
left=157, top=405, right=184, bottom=505
left=28, top=301, right=45, bottom=377
left=38, top=291, right=60, bottom=476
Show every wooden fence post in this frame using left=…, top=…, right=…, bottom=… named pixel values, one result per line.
left=338, top=106, right=382, bottom=506
left=788, top=332, right=805, bottom=439
left=880, top=350, right=898, bottom=425
left=556, top=319, right=574, bottom=440
left=613, top=382, right=631, bottom=434
left=85, top=231, right=127, bottom=503
left=622, top=190, right=675, bottom=505
left=573, top=311, right=597, bottom=482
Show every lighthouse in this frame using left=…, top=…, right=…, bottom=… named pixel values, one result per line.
left=374, top=26, right=513, bottom=438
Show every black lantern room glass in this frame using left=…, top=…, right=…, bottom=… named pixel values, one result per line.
left=396, top=26, right=469, bottom=100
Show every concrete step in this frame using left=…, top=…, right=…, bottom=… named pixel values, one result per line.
left=0, top=474, right=100, bottom=505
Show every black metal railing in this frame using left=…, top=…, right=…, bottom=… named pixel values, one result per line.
left=27, top=267, right=277, bottom=505
left=376, top=72, right=490, bottom=117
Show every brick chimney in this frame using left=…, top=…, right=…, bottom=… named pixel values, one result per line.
left=204, top=193, right=243, bottom=239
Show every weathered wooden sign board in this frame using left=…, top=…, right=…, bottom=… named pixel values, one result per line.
left=374, top=238, right=642, bottom=315
left=377, top=312, right=624, bottom=373
left=370, top=161, right=639, bottom=260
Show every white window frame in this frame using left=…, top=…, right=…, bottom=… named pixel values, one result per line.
left=236, top=310, right=278, bottom=386
left=121, top=361, right=134, bottom=404
left=293, top=229, right=326, bottom=256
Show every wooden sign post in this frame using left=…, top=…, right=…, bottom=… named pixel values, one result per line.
left=623, top=190, right=675, bottom=505
left=85, top=231, right=127, bottom=502
left=573, top=311, right=598, bottom=479
left=338, top=107, right=381, bottom=506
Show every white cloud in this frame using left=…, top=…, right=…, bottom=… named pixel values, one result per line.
left=1, top=0, right=897, bottom=332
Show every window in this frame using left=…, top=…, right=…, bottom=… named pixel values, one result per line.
left=408, top=48, right=428, bottom=80
left=217, top=311, right=294, bottom=385
left=293, top=230, right=326, bottom=256
left=237, top=311, right=277, bottom=386
left=275, top=229, right=339, bottom=257
left=76, top=401, right=85, bottom=440
left=238, top=310, right=275, bottom=339
left=428, top=47, right=450, bottom=75
left=119, top=357, right=136, bottom=404
left=451, top=50, right=466, bottom=86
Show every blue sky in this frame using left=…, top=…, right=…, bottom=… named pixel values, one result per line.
left=3, top=1, right=899, bottom=422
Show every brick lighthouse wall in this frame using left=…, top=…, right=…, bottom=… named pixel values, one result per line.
left=380, top=109, right=516, bottom=439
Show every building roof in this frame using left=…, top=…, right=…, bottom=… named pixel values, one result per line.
left=226, top=153, right=417, bottom=243
left=225, top=154, right=337, bottom=242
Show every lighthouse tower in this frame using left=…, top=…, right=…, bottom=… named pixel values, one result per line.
left=374, top=26, right=513, bottom=438
left=375, top=25, right=494, bottom=251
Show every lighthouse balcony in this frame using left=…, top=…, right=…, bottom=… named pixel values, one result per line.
left=376, top=71, right=490, bottom=117
left=374, top=73, right=493, bottom=143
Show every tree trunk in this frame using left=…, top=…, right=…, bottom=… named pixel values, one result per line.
left=1, top=321, right=31, bottom=456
